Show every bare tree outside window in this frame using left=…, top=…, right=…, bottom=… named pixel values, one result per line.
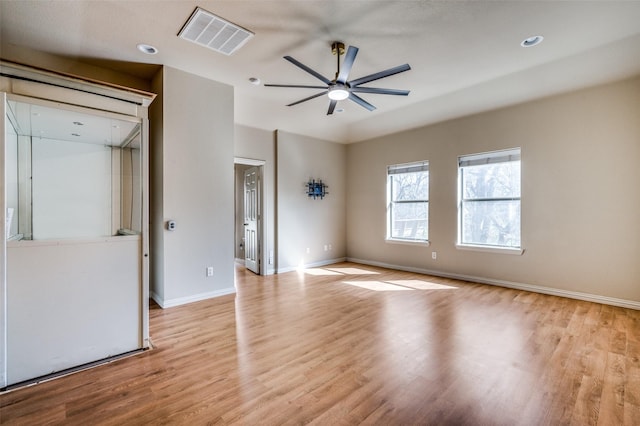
left=459, top=149, right=521, bottom=248
left=388, top=162, right=429, bottom=241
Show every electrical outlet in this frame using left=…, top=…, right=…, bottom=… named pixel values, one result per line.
left=206, top=266, right=214, bottom=277
left=431, top=252, right=437, bottom=260
left=269, top=250, right=274, bottom=265
left=306, top=247, right=310, bottom=254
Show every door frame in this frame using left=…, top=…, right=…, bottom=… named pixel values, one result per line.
left=234, top=157, right=265, bottom=275
left=1, top=92, right=7, bottom=388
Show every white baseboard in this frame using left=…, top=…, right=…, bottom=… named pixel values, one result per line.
left=150, top=287, right=236, bottom=309
left=277, top=257, right=347, bottom=274
left=347, top=257, right=640, bottom=310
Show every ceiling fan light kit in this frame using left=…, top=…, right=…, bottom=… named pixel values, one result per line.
left=265, top=41, right=411, bottom=115
left=328, top=85, right=349, bottom=101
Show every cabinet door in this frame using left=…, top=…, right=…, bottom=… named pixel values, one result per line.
left=7, top=239, right=142, bottom=385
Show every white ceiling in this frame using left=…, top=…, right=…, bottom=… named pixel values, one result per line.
left=2, top=1, right=640, bottom=143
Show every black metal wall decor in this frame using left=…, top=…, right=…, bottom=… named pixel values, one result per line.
left=306, top=179, right=328, bottom=199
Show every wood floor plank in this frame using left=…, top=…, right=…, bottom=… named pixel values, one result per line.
left=1, top=261, right=640, bottom=425
left=597, top=352, right=626, bottom=426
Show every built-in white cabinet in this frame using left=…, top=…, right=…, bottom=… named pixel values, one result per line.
left=0, top=61, right=154, bottom=388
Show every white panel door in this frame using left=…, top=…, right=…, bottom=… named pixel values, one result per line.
left=244, top=167, right=259, bottom=274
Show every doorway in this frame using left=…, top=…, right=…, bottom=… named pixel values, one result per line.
left=234, top=158, right=265, bottom=275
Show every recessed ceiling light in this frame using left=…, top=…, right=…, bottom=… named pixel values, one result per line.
left=335, top=108, right=345, bottom=114
left=249, top=77, right=261, bottom=86
left=137, top=43, right=158, bottom=55
left=71, top=133, right=81, bottom=137
left=521, top=35, right=544, bottom=48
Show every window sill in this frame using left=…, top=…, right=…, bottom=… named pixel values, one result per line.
left=455, top=244, right=524, bottom=255
left=386, top=238, right=430, bottom=247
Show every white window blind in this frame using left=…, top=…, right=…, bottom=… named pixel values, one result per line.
left=387, top=161, right=429, bottom=175
left=459, top=149, right=520, bottom=168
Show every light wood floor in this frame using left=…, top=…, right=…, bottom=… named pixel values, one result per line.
left=2, top=262, right=640, bottom=425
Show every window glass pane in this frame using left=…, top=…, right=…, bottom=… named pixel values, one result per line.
left=462, top=161, right=520, bottom=200
left=391, top=202, right=428, bottom=240
left=461, top=200, right=520, bottom=247
left=392, top=171, right=429, bottom=201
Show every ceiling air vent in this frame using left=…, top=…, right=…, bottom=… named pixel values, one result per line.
left=178, top=7, right=254, bottom=56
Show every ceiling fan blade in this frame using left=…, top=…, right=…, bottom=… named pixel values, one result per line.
left=348, top=93, right=376, bottom=111
left=349, top=64, right=411, bottom=87
left=327, top=99, right=338, bottom=115
left=265, top=84, right=328, bottom=89
left=350, top=87, right=410, bottom=96
left=287, top=91, right=328, bottom=107
left=336, top=45, right=359, bottom=84
left=284, top=56, right=332, bottom=85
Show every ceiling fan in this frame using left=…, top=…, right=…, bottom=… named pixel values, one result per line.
left=265, top=42, right=411, bottom=115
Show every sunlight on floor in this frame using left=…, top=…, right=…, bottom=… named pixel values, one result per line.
left=342, top=280, right=413, bottom=291
left=304, top=268, right=344, bottom=276
left=386, top=280, right=458, bottom=290
left=303, top=267, right=380, bottom=276
left=325, top=267, right=380, bottom=275
left=300, top=266, right=457, bottom=291
left=341, top=279, right=458, bottom=292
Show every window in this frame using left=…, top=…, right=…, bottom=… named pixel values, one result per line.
left=458, top=148, right=521, bottom=249
left=387, top=161, right=429, bottom=242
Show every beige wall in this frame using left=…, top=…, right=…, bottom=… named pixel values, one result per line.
left=276, top=130, right=347, bottom=271
left=234, top=126, right=348, bottom=274
left=149, top=66, right=235, bottom=307
left=347, top=76, right=640, bottom=303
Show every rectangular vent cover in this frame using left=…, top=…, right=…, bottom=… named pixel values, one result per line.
left=178, top=7, right=254, bottom=56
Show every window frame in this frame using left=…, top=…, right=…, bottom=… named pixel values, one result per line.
left=456, top=148, right=523, bottom=255
left=386, top=161, right=430, bottom=245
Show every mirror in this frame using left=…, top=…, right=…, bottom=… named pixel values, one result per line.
left=5, top=99, right=142, bottom=240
